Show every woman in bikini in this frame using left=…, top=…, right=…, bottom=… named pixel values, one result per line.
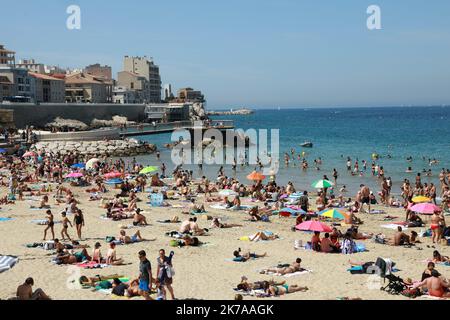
left=43, top=209, right=55, bottom=241
left=60, top=211, right=72, bottom=241
left=264, top=281, right=308, bottom=296
left=211, top=217, right=242, bottom=229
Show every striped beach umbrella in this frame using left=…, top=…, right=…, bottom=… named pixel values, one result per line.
left=318, top=208, right=348, bottom=220
left=311, top=179, right=334, bottom=189
left=0, top=255, right=18, bottom=273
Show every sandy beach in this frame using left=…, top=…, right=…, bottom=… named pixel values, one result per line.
left=0, top=180, right=447, bottom=300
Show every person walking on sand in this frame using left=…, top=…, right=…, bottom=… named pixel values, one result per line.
left=138, top=250, right=153, bottom=300
left=359, top=184, right=371, bottom=213
left=43, top=209, right=55, bottom=241
left=60, top=211, right=72, bottom=241
left=156, top=249, right=175, bottom=300
left=73, top=209, right=85, bottom=240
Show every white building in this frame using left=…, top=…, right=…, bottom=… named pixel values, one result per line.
left=123, top=56, right=161, bottom=103
left=112, top=86, right=138, bottom=104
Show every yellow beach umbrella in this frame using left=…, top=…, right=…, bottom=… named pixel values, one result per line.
left=411, top=196, right=431, bottom=203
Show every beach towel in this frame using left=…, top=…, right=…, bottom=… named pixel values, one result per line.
left=369, top=210, right=386, bottom=214
left=0, top=217, right=12, bottom=222
left=0, top=255, right=18, bottom=273
left=381, top=224, right=408, bottom=230
left=261, top=269, right=312, bottom=277
left=233, top=288, right=269, bottom=297
left=76, top=261, right=110, bottom=269
left=210, top=204, right=229, bottom=210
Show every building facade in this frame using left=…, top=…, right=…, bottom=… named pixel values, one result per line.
left=84, top=63, right=112, bottom=80
left=177, top=87, right=205, bottom=102
left=0, top=44, right=15, bottom=66
left=116, top=71, right=150, bottom=103
left=65, top=72, right=112, bottom=103
left=123, top=56, right=161, bottom=103
left=0, top=67, right=36, bottom=102
left=16, top=59, right=46, bottom=74
left=145, top=103, right=190, bottom=122
left=112, top=86, right=138, bottom=104
left=29, top=72, right=65, bottom=103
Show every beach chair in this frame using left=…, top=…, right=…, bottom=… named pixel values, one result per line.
left=150, top=193, right=164, bottom=207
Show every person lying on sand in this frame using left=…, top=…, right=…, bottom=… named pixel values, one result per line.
left=169, top=235, right=202, bottom=247
left=237, top=276, right=286, bottom=291
left=211, top=217, right=242, bottom=228
left=233, top=249, right=267, bottom=262
left=247, top=231, right=278, bottom=242
left=118, top=230, right=145, bottom=244
left=55, top=248, right=92, bottom=264
left=263, top=281, right=308, bottom=296
left=16, top=277, right=51, bottom=300
left=260, top=258, right=303, bottom=275
left=432, top=250, right=450, bottom=263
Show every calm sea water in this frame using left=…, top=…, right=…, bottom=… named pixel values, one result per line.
left=132, top=106, right=450, bottom=196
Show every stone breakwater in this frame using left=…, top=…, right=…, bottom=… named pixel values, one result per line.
left=31, top=139, right=157, bottom=157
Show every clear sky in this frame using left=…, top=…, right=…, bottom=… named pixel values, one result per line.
left=1, top=0, right=450, bottom=108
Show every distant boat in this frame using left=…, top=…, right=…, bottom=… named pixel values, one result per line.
left=300, top=141, right=313, bottom=148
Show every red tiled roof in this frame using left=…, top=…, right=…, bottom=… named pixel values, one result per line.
left=29, top=72, right=64, bottom=81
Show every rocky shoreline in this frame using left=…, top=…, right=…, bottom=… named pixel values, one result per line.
left=31, top=139, right=157, bottom=157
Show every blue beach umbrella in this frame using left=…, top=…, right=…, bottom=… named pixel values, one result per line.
left=105, top=178, right=124, bottom=185
left=71, top=163, right=85, bottom=169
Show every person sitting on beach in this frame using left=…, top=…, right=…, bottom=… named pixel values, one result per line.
left=260, top=258, right=304, bottom=275
left=264, top=281, right=309, bottom=296
left=30, top=195, right=50, bottom=209
left=133, top=208, right=148, bottom=226
left=311, top=231, right=321, bottom=251
left=118, top=229, right=144, bottom=244
left=320, top=233, right=339, bottom=253
left=179, top=218, right=194, bottom=234
left=189, top=217, right=208, bottom=236
left=388, top=226, right=410, bottom=246
left=106, top=242, right=124, bottom=265
left=432, top=250, right=450, bottom=264
left=232, top=248, right=267, bottom=262
left=412, top=270, right=450, bottom=298
left=421, top=262, right=437, bottom=281
left=407, top=212, right=424, bottom=228
left=187, top=199, right=206, bottom=214
left=344, top=211, right=363, bottom=225
left=211, top=217, right=242, bottom=229
left=16, top=277, right=51, bottom=300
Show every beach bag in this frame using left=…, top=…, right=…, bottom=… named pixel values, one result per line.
left=261, top=215, right=270, bottom=222
left=105, top=236, right=115, bottom=243
left=169, top=240, right=179, bottom=247
left=43, top=241, right=55, bottom=250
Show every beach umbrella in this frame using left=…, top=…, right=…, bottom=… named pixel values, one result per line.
left=85, top=158, right=100, bottom=170
left=0, top=255, right=18, bottom=273
left=104, top=171, right=122, bottom=179
left=139, top=166, right=159, bottom=175
left=296, top=220, right=332, bottom=233
left=318, top=208, right=348, bottom=220
left=65, top=172, right=83, bottom=179
left=71, top=163, right=85, bottom=169
left=411, top=196, right=431, bottom=203
left=105, top=178, right=124, bottom=185
left=22, top=151, right=36, bottom=158
left=311, top=179, right=334, bottom=189
left=274, top=207, right=306, bottom=217
left=219, top=189, right=238, bottom=197
left=247, top=171, right=266, bottom=181
left=410, top=203, right=442, bottom=215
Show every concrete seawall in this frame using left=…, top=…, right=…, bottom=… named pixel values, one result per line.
left=0, top=103, right=147, bottom=128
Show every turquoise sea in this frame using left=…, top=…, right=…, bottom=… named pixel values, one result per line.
left=132, top=106, right=450, bottom=196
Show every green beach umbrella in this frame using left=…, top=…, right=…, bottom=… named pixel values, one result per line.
left=311, top=179, right=334, bottom=189
left=139, top=166, right=159, bottom=175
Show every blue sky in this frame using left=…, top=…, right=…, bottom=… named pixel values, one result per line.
left=1, top=0, right=450, bottom=108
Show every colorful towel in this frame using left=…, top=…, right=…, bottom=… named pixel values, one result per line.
left=0, top=217, right=12, bottom=222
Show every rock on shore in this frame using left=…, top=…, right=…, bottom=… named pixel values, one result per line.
left=31, top=139, right=157, bottom=157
